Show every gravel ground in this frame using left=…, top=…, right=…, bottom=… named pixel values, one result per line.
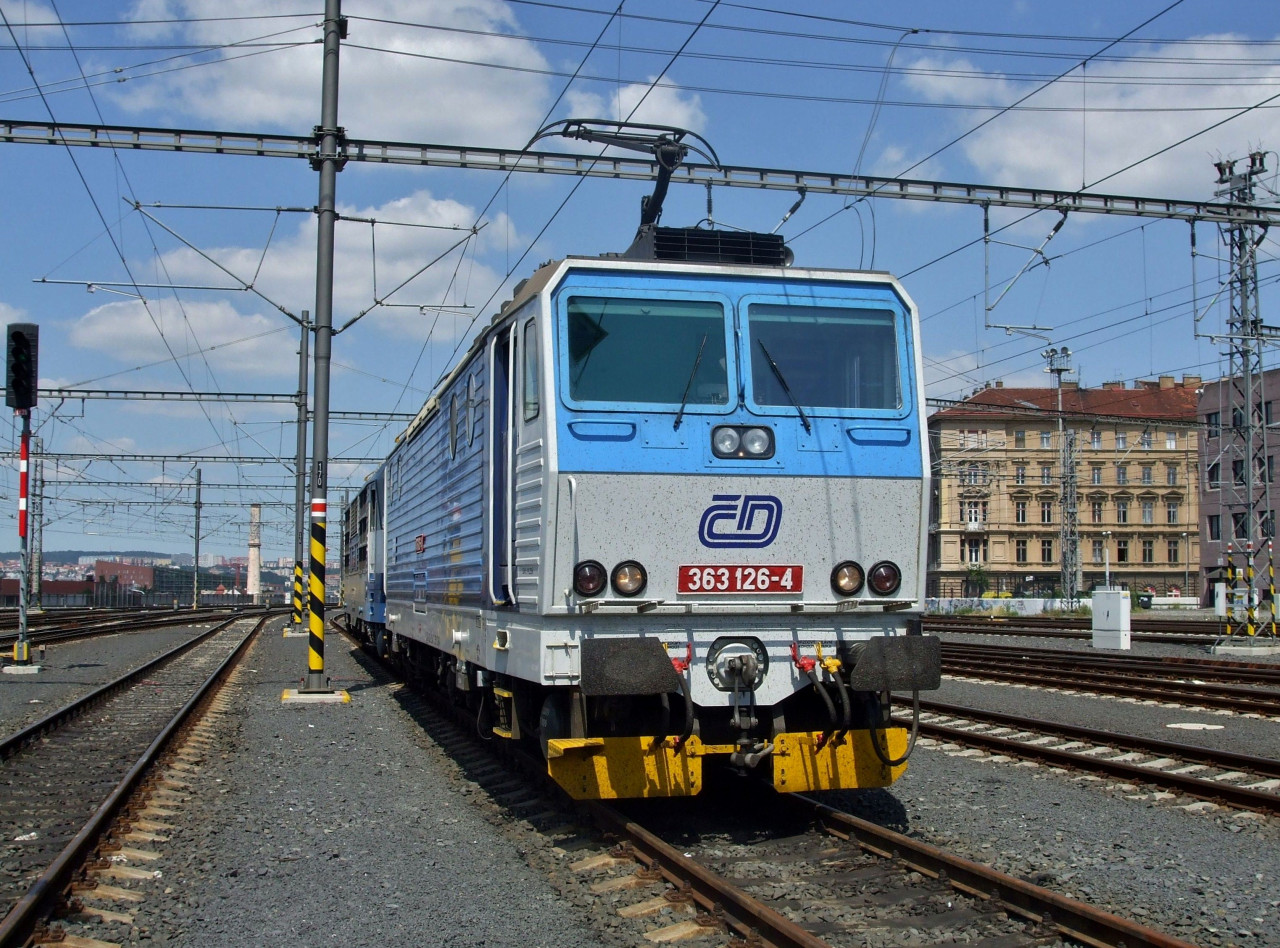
left=42, top=622, right=1280, bottom=948
left=841, top=630, right=1280, bottom=947
left=0, top=622, right=213, bottom=734
left=95, top=621, right=609, bottom=948
left=931, top=632, right=1280, bottom=758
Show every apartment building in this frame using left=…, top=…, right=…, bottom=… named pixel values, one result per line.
left=928, top=376, right=1201, bottom=598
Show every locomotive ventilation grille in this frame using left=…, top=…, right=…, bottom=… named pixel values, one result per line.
left=651, top=227, right=788, bottom=266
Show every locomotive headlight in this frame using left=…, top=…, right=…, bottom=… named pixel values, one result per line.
left=830, top=561, right=865, bottom=596
left=741, top=427, right=772, bottom=456
left=868, top=561, right=902, bottom=595
left=573, top=560, right=607, bottom=597
left=712, top=426, right=741, bottom=455
left=611, top=561, right=647, bottom=597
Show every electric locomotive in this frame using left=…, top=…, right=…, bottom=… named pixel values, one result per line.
left=341, top=122, right=940, bottom=799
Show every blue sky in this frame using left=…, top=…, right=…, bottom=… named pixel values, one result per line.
left=0, top=0, right=1277, bottom=559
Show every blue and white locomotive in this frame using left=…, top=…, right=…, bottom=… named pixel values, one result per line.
left=341, top=123, right=939, bottom=799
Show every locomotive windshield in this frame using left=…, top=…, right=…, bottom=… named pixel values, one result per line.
left=566, top=296, right=729, bottom=405
left=747, top=303, right=900, bottom=410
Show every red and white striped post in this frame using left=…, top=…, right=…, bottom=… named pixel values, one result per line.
left=14, top=409, right=31, bottom=664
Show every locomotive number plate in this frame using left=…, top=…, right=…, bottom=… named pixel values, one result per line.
left=678, top=565, right=803, bottom=594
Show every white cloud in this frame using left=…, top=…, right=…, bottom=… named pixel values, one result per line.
left=68, top=298, right=289, bottom=377
left=900, top=37, right=1280, bottom=197
left=137, top=188, right=511, bottom=350
left=565, top=79, right=707, bottom=135
left=118, top=0, right=553, bottom=146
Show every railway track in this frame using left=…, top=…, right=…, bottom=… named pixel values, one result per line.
left=0, top=606, right=241, bottom=655
left=339, top=624, right=1197, bottom=948
left=941, top=641, right=1280, bottom=715
left=893, top=697, right=1280, bottom=814
left=0, top=612, right=267, bottom=946
left=926, top=614, right=1226, bottom=644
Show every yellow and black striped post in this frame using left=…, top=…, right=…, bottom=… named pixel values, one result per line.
left=1246, top=540, right=1256, bottom=637
left=292, top=561, right=305, bottom=626
left=306, top=498, right=326, bottom=690
left=1226, top=541, right=1237, bottom=638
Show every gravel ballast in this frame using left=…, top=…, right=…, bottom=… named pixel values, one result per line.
left=96, top=622, right=609, bottom=948
left=0, top=621, right=214, bottom=734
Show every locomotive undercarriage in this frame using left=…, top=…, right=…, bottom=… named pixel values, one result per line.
left=351, top=618, right=939, bottom=800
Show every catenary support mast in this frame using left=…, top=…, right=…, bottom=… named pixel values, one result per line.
left=305, top=0, right=343, bottom=691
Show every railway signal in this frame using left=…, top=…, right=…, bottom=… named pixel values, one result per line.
left=5, top=322, right=37, bottom=410
left=5, top=323, right=38, bottom=672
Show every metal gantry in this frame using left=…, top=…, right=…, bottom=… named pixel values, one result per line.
left=1214, top=153, right=1278, bottom=644
left=2, top=121, right=1278, bottom=225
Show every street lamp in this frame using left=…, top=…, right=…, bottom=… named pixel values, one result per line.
left=1181, top=531, right=1189, bottom=596
left=1103, top=530, right=1112, bottom=589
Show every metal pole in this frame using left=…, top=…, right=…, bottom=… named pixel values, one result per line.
left=294, top=313, right=309, bottom=627
left=192, top=468, right=202, bottom=610
left=29, top=435, right=42, bottom=612
left=305, top=0, right=342, bottom=691
left=14, top=411, right=30, bottom=663
left=1103, top=530, right=1112, bottom=589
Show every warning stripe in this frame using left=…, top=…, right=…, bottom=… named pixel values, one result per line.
left=308, top=518, right=326, bottom=672
left=292, top=562, right=304, bottom=625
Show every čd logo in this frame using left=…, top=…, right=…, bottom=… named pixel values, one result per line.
left=698, top=494, right=782, bottom=548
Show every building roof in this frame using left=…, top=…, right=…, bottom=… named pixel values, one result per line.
left=930, top=377, right=1200, bottom=425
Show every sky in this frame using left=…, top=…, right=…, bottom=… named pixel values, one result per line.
left=0, top=0, right=1277, bottom=560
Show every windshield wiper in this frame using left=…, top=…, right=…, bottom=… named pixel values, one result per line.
left=757, top=339, right=811, bottom=433
left=674, top=332, right=709, bottom=430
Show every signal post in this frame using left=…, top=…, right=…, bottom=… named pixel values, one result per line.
left=5, top=323, right=39, bottom=674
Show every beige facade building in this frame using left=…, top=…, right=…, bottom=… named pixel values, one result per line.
left=927, top=376, right=1201, bottom=599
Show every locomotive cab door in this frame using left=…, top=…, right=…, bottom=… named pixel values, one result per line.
left=487, top=316, right=545, bottom=611
left=488, top=328, right=513, bottom=606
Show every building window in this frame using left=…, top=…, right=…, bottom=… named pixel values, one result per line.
left=1166, top=502, right=1179, bottom=524
left=1142, top=539, right=1155, bottom=563
left=1166, top=464, right=1178, bottom=485
left=1262, top=512, right=1275, bottom=539
left=1116, top=432, right=1128, bottom=450
left=1208, top=514, right=1221, bottom=541
left=1233, top=459, right=1245, bottom=485
left=1015, top=538, right=1028, bottom=563
left=1014, top=430, right=1025, bottom=448
left=964, top=538, right=985, bottom=563
left=1041, top=465, right=1053, bottom=485
left=1142, top=500, right=1154, bottom=525
left=1015, top=500, right=1027, bottom=524
left=1116, top=539, right=1129, bottom=563
left=1091, top=430, right=1102, bottom=449
left=1205, top=411, right=1220, bottom=438
left=1141, top=466, right=1153, bottom=485
left=1116, top=500, right=1129, bottom=524
left=1168, top=540, right=1179, bottom=564
left=1140, top=430, right=1153, bottom=450
left=1267, top=402, right=1275, bottom=426
left=1092, top=539, right=1104, bottom=563
left=1116, top=465, right=1128, bottom=485
left=1040, top=430, right=1052, bottom=449
left=1041, top=539, right=1053, bottom=564
left=1232, top=407, right=1245, bottom=428
left=1041, top=500, right=1054, bottom=524
left=1091, top=466, right=1103, bottom=485
left=1166, top=431, right=1177, bottom=449
left=962, top=501, right=986, bottom=524
left=1207, top=462, right=1220, bottom=488
left=1015, top=465, right=1026, bottom=485
left=1092, top=500, right=1104, bottom=524
left=1233, top=512, right=1249, bottom=539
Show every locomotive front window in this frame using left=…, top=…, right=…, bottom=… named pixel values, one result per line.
left=566, top=296, right=728, bottom=406
left=747, top=303, right=900, bottom=410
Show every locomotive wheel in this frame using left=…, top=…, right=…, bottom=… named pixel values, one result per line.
left=537, top=693, right=570, bottom=761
